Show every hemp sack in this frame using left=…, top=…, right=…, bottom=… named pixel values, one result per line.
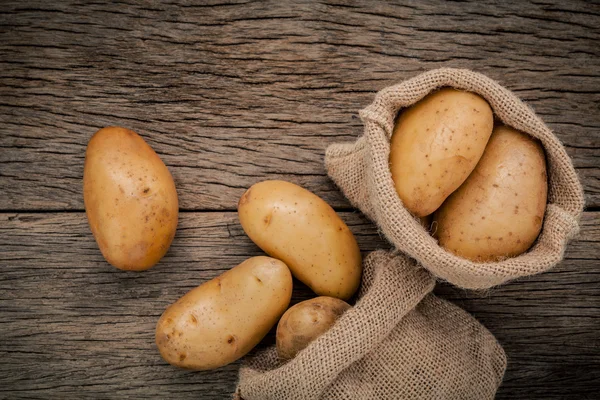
left=326, top=68, right=584, bottom=289
left=235, top=251, right=506, bottom=400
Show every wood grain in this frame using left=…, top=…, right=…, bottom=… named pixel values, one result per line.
left=0, top=0, right=598, bottom=211
left=0, top=211, right=598, bottom=399
left=1, top=0, right=599, bottom=399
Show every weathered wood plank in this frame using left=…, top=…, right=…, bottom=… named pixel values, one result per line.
left=0, top=211, right=598, bottom=399
left=1, top=0, right=598, bottom=399
left=1, top=0, right=598, bottom=211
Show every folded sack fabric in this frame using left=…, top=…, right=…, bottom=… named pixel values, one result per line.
left=235, top=251, right=506, bottom=400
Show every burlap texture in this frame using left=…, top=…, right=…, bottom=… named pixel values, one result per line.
left=326, top=68, right=585, bottom=289
left=235, top=250, right=506, bottom=400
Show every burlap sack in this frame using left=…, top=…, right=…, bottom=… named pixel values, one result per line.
left=235, top=250, right=506, bottom=400
left=326, top=68, right=585, bottom=289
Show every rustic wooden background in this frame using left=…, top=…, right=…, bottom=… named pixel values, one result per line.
left=1, top=0, right=598, bottom=398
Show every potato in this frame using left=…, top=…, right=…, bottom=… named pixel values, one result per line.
left=433, top=125, right=548, bottom=262
left=238, top=180, right=362, bottom=300
left=156, top=256, right=293, bottom=370
left=84, top=127, right=178, bottom=271
left=276, top=296, right=350, bottom=360
left=389, top=88, right=494, bottom=217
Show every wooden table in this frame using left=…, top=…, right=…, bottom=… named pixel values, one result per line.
left=1, top=1, right=598, bottom=398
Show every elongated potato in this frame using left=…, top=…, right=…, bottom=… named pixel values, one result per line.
left=433, top=125, right=548, bottom=262
left=156, top=256, right=293, bottom=370
left=238, top=180, right=362, bottom=300
left=84, top=127, right=178, bottom=271
left=276, top=296, right=350, bottom=360
left=390, top=88, right=494, bottom=216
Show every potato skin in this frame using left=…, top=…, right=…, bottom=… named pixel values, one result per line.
left=390, top=88, right=494, bottom=217
left=433, top=125, right=548, bottom=262
left=156, top=256, right=293, bottom=370
left=238, top=180, right=362, bottom=300
left=276, top=296, right=350, bottom=360
left=83, top=127, right=178, bottom=271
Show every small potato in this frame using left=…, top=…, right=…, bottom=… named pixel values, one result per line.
left=83, top=127, right=178, bottom=271
left=276, top=296, right=350, bottom=360
left=156, top=256, right=293, bottom=370
left=390, top=88, right=494, bottom=217
left=238, top=180, right=362, bottom=300
left=433, top=125, right=548, bottom=262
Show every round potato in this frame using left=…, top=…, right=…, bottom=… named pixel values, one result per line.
left=390, top=88, right=494, bottom=217
left=238, top=180, right=362, bottom=300
left=276, top=296, right=350, bottom=360
left=156, top=256, right=293, bottom=370
left=83, top=127, right=178, bottom=271
left=433, top=125, right=548, bottom=262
